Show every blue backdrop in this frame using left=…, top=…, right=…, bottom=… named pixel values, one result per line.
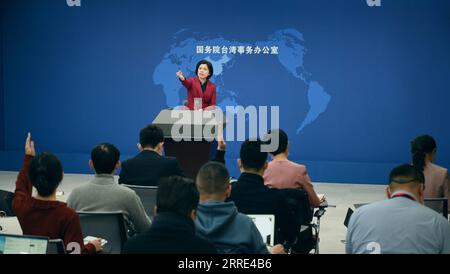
left=1, top=0, right=450, bottom=184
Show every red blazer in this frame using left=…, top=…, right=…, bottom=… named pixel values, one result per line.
left=180, top=77, right=216, bottom=110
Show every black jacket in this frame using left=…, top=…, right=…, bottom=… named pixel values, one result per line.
left=229, top=172, right=299, bottom=244
left=122, top=212, right=217, bottom=254
left=119, top=150, right=184, bottom=186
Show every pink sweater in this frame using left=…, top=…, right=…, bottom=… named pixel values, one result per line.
left=263, top=160, right=322, bottom=207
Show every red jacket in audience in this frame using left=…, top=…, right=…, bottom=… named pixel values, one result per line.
left=12, top=155, right=95, bottom=254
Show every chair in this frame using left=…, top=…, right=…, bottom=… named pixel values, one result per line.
left=279, top=188, right=318, bottom=254
left=77, top=211, right=128, bottom=254
left=122, top=184, right=158, bottom=219
left=0, top=190, right=15, bottom=217
left=424, top=198, right=448, bottom=219
left=47, top=239, right=66, bottom=254
left=247, top=214, right=275, bottom=246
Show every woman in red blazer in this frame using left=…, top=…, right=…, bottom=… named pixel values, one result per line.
left=176, top=60, right=216, bottom=110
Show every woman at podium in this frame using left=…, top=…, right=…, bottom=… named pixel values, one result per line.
left=176, top=59, right=216, bottom=110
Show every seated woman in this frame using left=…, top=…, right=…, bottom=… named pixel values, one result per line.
left=411, top=134, right=449, bottom=210
left=12, top=133, right=102, bottom=254
left=263, top=129, right=325, bottom=208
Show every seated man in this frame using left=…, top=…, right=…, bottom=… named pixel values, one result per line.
left=119, top=124, right=184, bottom=186
left=67, top=143, right=151, bottom=234
left=195, top=161, right=284, bottom=254
left=123, top=176, right=217, bottom=254
left=229, top=139, right=300, bottom=245
left=346, top=164, right=450, bottom=254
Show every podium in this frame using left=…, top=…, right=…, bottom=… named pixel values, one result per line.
left=152, top=108, right=225, bottom=179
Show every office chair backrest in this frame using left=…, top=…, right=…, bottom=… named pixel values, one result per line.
left=279, top=188, right=313, bottom=225
left=47, top=239, right=66, bottom=254
left=0, top=189, right=15, bottom=217
left=77, top=211, right=127, bottom=254
left=122, top=184, right=158, bottom=219
left=424, top=198, right=448, bottom=219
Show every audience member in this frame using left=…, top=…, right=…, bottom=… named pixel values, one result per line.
left=12, top=133, right=102, bottom=254
left=229, top=139, right=300, bottom=245
left=67, top=143, right=151, bottom=234
left=119, top=124, right=184, bottom=186
left=411, top=134, right=449, bottom=210
left=346, top=164, right=450, bottom=254
left=263, top=129, right=325, bottom=207
left=123, top=176, right=216, bottom=253
left=195, top=161, right=285, bottom=254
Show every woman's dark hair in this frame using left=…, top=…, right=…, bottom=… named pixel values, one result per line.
left=410, top=134, right=436, bottom=172
left=265, top=129, right=288, bottom=156
left=28, top=152, right=63, bottom=197
left=195, top=60, right=214, bottom=80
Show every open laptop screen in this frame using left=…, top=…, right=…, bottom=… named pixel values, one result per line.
left=344, top=208, right=354, bottom=228
left=0, top=234, right=48, bottom=254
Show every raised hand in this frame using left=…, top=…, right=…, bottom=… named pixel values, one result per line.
left=176, top=70, right=185, bottom=81
left=25, top=132, right=36, bottom=157
left=217, top=125, right=226, bottom=151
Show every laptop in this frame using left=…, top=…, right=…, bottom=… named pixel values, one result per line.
left=0, top=233, right=49, bottom=254
left=343, top=208, right=354, bottom=228
left=344, top=203, right=370, bottom=227
left=247, top=214, right=275, bottom=246
left=354, top=203, right=368, bottom=209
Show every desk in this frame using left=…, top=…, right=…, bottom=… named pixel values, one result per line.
left=0, top=217, right=22, bottom=235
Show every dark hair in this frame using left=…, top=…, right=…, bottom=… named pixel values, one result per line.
left=265, top=129, right=288, bottom=156
left=239, top=139, right=267, bottom=171
left=156, top=176, right=199, bottom=217
left=410, top=135, right=436, bottom=172
left=389, top=164, right=424, bottom=186
left=28, top=152, right=63, bottom=197
left=140, top=124, right=164, bottom=149
left=91, top=143, right=120, bottom=174
left=196, top=162, right=230, bottom=195
left=195, top=60, right=214, bottom=80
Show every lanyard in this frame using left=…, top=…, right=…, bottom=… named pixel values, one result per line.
left=391, top=193, right=416, bottom=201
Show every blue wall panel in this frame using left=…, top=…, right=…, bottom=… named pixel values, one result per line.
left=1, top=0, right=449, bottom=184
